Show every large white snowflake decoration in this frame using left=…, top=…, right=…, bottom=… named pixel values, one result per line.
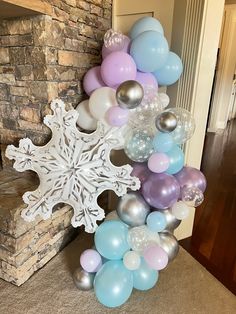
left=6, top=99, right=140, bottom=233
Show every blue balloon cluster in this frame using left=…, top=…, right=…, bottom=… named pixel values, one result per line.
left=93, top=220, right=159, bottom=307
left=129, top=17, right=183, bottom=86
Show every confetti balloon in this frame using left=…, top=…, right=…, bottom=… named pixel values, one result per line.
left=124, top=130, right=154, bottom=162
left=159, top=232, right=179, bottom=262
left=117, top=192, right=150, bottom=227
left=104, top=29, right=126, bottom=51
left=127, top=225, right=160, bottom=253
left=181, top=185, right=204, bottom=207
left=73, top=267, right=95, bottom=291
left=167, top=108, right=195, bottom=144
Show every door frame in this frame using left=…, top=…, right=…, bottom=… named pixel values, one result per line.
left=208, top=4, right=236, bottom=132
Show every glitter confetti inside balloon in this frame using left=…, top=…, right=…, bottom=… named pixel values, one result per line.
left=124, top=130, right=154, bottom=162
left=181, top=186, right=204, bottom=207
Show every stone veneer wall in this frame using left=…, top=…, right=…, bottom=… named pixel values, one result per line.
left=0, top=0, right=112, bottom=162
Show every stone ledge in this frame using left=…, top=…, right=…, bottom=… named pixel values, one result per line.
left=0, top=168, right=78, bottom=286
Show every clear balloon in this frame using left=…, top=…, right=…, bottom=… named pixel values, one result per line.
left=146, top=211, right=167, bottom=232
left=106, top=106, right=129, bottom=127
left=167, top=108, right=196, bottom=144
left=147, top=152, right=170, bottom=173
left=158, top=93, right=170, bottom=108
left=101, top=51, right=137, bottom=87
left=95, top=221, right=130, bottom=260
left=83, top=66, right=105, bottom=96
left=104, top=29, right=126, bottom=51
left=127, top=225, right=160, bottom=254
left=171, top=201, right=190, bottom=220
left=130, top=31, right=169, bottom=72
left=94, top=260, right=133, bottom=308
left=174, top=166, right=207, bottom=192
left=129, top=16, right=164, bottom=40
left=124, top=129, right=154, bottom=162
left=73, top=267, right=95, bottom=291
left=117, top=192, right=150, bottom=227
left=153, top=52, right=183, bottom=86
left=181, top=185, right=204, bottom=207
left=159, top=232, right=179, bottom=262
left=166, top=145, right=185, bottom=175
left=143, top=244, right=168, bottom=270
left=102, top=35, right=131, bottom=59
left=141, top=172, right=180, bottom=209
left=80, top=249, right=102, bottom=273
left=123, top=251, right=141, bottom=270
left=153, top=133, right=174, bottom=153
left=89, top=87, right=117, bottom=121
left=133, top=258, right=159, bottom=291
left=76, top=100, right=97, bottom=131
left=116, top=80, right=144, bottom=109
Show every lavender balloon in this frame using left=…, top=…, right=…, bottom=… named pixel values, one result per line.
left=135, top=71, right=158, bottom=90
left=80, top=249, right=102, bottom=273
left=83, top=66, right=105, bottom=96
left=141, top=173, right=180, bottom=209
left=106, top=106, right=129, bottom=126
left=174, top=166, right=207, bottom=192
left=131, top=163, right=151, bottom=185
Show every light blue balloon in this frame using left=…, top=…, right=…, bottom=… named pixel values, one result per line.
left=125, top=130, right=154, bottom=162
left=94, top=260, right=133, bottom=308
left=153, top=133, right=174, bottom=153
left=166, top=145, right=184, bottom=175
left=129, top=17, right=164, bottom=40
left=133, top=258, right=159, bottom=291
left=130, top=31, right=169, bottom=72
left=146, top=212, right=167, bottom=232
left=153, top=52, right=183, bottom=86
left=95, top=221, right=130, bottom=260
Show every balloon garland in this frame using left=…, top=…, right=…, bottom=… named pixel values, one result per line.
left=73, top=17, right=207, bottom=308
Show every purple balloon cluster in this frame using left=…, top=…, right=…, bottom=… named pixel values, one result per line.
left=132, top=163, right=206, bottom=209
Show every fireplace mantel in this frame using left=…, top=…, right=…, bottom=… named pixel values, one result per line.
left=0, top=0, right=52, bottom=18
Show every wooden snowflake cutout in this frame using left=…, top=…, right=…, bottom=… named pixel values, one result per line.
left=6, top=99, right=140, bottom=233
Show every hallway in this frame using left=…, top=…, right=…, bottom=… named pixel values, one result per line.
left=180, top=119, right=236, bottom=295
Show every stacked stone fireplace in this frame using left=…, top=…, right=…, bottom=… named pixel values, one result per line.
left=0, top=0, right=112, bottom=285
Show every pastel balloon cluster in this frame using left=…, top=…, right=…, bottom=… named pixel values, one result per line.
left=76, top=17, right=183, bottom=133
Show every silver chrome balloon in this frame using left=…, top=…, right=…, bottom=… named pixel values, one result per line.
left=117, top=192, right=150, bottom=227
left=159, top=232, right=179, bottom=262
left=158, top=208, right=181, bottom=232
left=155, top=111, right=177, bottom=133
left=116, top=80, right=144, bottom=109
left=73, top=267, right=95, bottom=291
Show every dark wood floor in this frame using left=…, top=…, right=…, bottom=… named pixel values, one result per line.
left=180, top=119, right=236, bottom=295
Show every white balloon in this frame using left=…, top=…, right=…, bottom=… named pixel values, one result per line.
left=171, top=201, right=190, bottom=220
left=76, top=100, right=97, bottom=131
left=89, top=87, right=117, bottom=121
left=123, top=251, right=141, bottom=270
left=158, top=93, right=170, bottom=108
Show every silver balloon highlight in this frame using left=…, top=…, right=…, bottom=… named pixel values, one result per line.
left=117, top=192, right=150, bottom=227
left=73, top=267, right=95, bottom=291
left=159, top=232, right=179, bottom=262
left=116, top=80, right=144, bottom=110
left=155, top=111, right=177, bottom=133
left=158, top=208, right=181, bottom=232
